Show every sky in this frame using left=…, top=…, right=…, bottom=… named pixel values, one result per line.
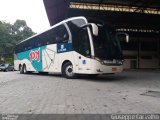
left=0, top=0, right=50, bottom=33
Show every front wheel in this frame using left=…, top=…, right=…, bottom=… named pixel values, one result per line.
left=62, top=62, right=76, bottom=79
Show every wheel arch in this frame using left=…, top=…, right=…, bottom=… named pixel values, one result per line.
left=22, top=63, right=26, bottom=67
left=61, top=60, right=72, bottom=72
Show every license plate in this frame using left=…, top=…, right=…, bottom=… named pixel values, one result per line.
left=112, top=68, right=117, bottom=72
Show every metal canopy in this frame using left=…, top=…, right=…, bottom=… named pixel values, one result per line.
left=71, top=0, right=160, bottom=9
left=43, top=0, right=70, bottom=26
left=43, top=0, right=160, bottom=32
left=68, top=9, right=160, bottom=30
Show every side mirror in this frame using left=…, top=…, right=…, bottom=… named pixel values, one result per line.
left=90, top=23, right=98, bottom=36
left=81, top=23, right=98, bottom=36
left=117, top=32, right=129, bottom=43
left=126, top=34, right=129, bottom=43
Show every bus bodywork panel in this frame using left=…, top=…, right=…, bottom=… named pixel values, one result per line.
left=14, top=43, right=123, bottom=74
left=14, top=43, right=74, bottom=73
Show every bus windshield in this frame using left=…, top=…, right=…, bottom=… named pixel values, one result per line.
left=92, top=25, right=123, bottom=60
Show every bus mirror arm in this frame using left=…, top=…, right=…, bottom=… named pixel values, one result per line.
left=117, top=32, right=129, bottom=43
left=81, top=23, right=98, bottom=36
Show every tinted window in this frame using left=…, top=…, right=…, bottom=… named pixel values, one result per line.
left=54, top=25, right=69, bottom=43
left=67, top=19, right=91, bottom=57
left=38, top=24, right=69, bottom=46
left=15, top=24, right=69, bottom=53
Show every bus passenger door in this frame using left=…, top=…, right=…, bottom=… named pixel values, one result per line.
left=67, top=19, right=92, bottom=74
left=73, top=28, right=92, bottom=74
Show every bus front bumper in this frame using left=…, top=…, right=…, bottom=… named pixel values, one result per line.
left=76, top=59, right=123, bottom=75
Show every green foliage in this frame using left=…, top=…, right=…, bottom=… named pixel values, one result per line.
left=12, top=20, right=35, bottom=40
left=0, top=20, right=35, bottom=63
left=5, top=56, right=14, bottom=64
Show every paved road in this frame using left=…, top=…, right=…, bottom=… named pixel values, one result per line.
left=0, top=70, right=160, bottom=114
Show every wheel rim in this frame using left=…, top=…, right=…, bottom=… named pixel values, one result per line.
left=65, top=65, right=73, bottom=77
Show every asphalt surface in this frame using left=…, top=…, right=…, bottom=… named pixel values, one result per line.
left=0, top=70, right=160, bottom=114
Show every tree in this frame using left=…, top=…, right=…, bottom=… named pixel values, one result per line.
left=0, top=20, right=35, bottom=63
left=12, top=20, right=35, bottom=40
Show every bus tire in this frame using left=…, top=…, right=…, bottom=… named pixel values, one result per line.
left=22, top=64, right=27, bottom=74
left=20, top=65, right=23, bottom=74
left=62, top=62, right=76, bottom=79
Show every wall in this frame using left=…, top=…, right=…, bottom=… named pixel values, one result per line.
left=121, top=36, right=159, bottom=69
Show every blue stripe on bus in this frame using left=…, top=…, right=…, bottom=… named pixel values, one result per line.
left=17, top=46, right=46, bottom=71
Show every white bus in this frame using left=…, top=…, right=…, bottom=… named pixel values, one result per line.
left=14, top=16, right=128, bottom=78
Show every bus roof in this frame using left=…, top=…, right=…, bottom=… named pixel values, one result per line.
left=17, top=16, right=87, bottom=45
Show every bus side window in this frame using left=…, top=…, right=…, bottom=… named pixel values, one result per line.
left=27, top=40, right=31, bottom=50
left=15, top=44, right=20, bottom=53
left=25, top=41, right=29, bottom=51
left=31, top=37, right=38, bottom=49
left=40, top=32, right=47, bottom=46
left=36, top=36, right=41, bottom=47
left=55, top=25, right=69, bottom=43
left=46, top=29, right=55, bottom=45
left=20, top=43, right=25, bottom=52
left=39, top=24, right=69, bottom=46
